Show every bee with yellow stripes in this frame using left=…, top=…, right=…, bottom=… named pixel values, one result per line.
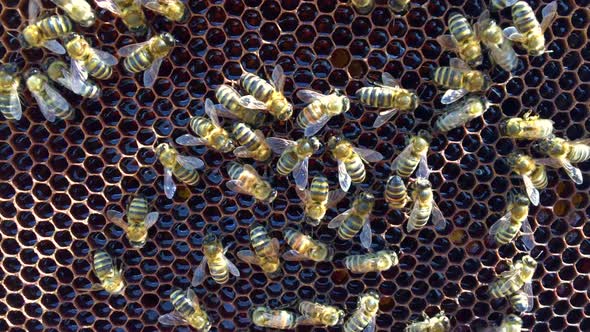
left=158, top=288, right=211, bottom=331
left=489, top=0, right=518, bottom=12
left=432, top=58, right=491, bottom=104
left=266, top=136, right=321, bottom=189
left=106, top=196, right=159, bottom=248
left=231, top=123, right=272, bottom=161
left=282, top=228, right=334, bottom=262
left=388, top=0, right=411, bottom=13
left=507, top=152, right=547, bottom=206
left=88, top=250, right=125, bottom=294
left=488, top=193, right=534, bottom=251
left=296, top=175, right=346, bottom=226
left=406, top=164, right=446, bottom=232
left=344, top=250, right=399, bottom=274
left=95, top=0, right=148, bottom=35
left=296, top=88, right=351, bottom=136
left=64, top=33, right=118, bottom=89
left=297, top=301, right=345, bottom=327
left=329, top=192, right=375, bottom=249
left=250, top=306, right=300, bottom=329
left=19, top=0, right=70, bottom=54
left=384, top=175, right=410, bottom=209
left=142, top=0, right=190, bottom=23
left=475, top=11, right=518, bottom=73
left=45, top=58, right=101, bottom=98
left=118, top=32, right=176, bottom=87
left=355, top=72, right=419, bottom=128
left=239, top=65, right=293, bottom=121
left=437, top=13, right=483, bottom=68
left=503, top=1, right=557, bottom=56
left=488, top=254, right=537, bottom=313
left=404, top=311, right=450, bottom=332
left=176, top=99, right=235, bottom=153
left=343, top=291, right=380, bottom=332
left=328, top=136, right=384, bottom=192
left=0, top=63, right=23, bottom=121
left=25, top=68, right=73, bottom=122
left=226, top=161, right=277, bottom=202
left=434, top=95, right=490, bottom=133
left=214, top=84, right=267, bottom=128
left=192, top=234, right=240, bottom=286
left=500, top=111, right=554, bottom=140
left=155, top=143, right=204, bottom=199
left=237, top=222, right=281, bottom=277
left=536, top=136, right=588, bottom=185
left=50, top=0, right=96, bottom=27
left=391, top=131, right=430, bottom=178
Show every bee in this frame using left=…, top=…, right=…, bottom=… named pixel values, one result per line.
left=192, top=234, right=240, bottom=286
left=388, top=0, right=410, bottom=13
left=436, top=13, right=483, bottom=68
left=226, top=161, right=277, bottom=202
left=384, top=175, right=410, bottom=209
left=503, top=1, right=557, bottom=56
left=500, top=112, right=554, bottom=140
left=250, top=306, right=300, bottom=329
left=434, top=95, right=490, bottom=133
left=118, top=32, right=175, bottom=87
left=296, top=175, right=346, bottom=226
left=406, top=166, right=446, bottom=233
left=355, top=72, right=419, bottom=128
left=25, top=68, right=73, bottom=122
left=266, top=136, right=322, bottom=189
left=351, top=0, right=375, bottom=15
left=158, top=288, right=211, bottom=331
left=19, top=0, right=70, bottom=54
left=231, top=123, right=272, bottom=161
left=488, top=254, right=537, bottom=313
left=328, top=192, right=375, bottom=249
left=488, top=193, right=534, bottom=250
left=50, top=0, right=96, bottom=27
left=142, top=0, right=190, bottom=23
left=214, top=84, right=267, bottom=128
left=490, top=0, right=518, bottom=12
left=89, top=250, right=125, bottom=294
left=328, top=136, right=384, bottom=192
left=95, top=0, right=148, bottom=35
left=475, top=11, right=518, bottom=73
left=106, top=196, right=159, bottom=248
left=237, top=222, right=281, bottom=277
left=498, top=314, right=523, bottom=332
left=64, top=33, right=118, bottom=89
left=433, top=58, right=491, bottom=104
left=509, top=290, right=530, bottom=313
left=176, top=98, right=235, bottom=153
left=0, top=63, right=23, bottom=121
left=536, top=136, right=588, bottom=185
left=239, top=65, right=293, bottom=121
left=343, top=250, right=399, bottom=274
left=297, top=301, right=345, bottom=327
left=506, top=153, right=547, bottom=205
left=155, top=143, right=204, bottom=199
left=343, top=291, right=380, bottom=332
left=391, top=131, right=430, bottom=178
left=404, top=312, right=450, bottom=332
left=45, top=58, right=101, bottom=98
left=282, top=228, right=334, bottom=262
left=296, top=89, right=351, bottom=136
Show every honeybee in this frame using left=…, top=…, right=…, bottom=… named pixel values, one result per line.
left=45, top=58, right=101, bottom=98
left=282, top=228, right=334, bottom=262
left=351, top=0, right=375, bottom=15
left=231, top=123, right=272, bottom=161
left=355, top=72, right=419, bottom=128
left=239, top=65, right=293, bottom=121
left=176, top=98, right=235, bottom=153
left=25, top=68, right=73, bottom=122
left=433, top=58, right=491, bottom=104
left=437, top=13, right=483, bottom=68
left=391, top=131, right=430, bottom=178
left=50, top=0, right=96, bottom=27
left=328, top=192, right=375, bottom=249
left=118, top=32, right=175, bottom=87
left=407, top=166, right=446, bottom=233
left=343, top=291, right=380, bottom=332
left=296, top=175, right=346, bottom=226
left=297, top=301, right=345, bottom=327
left=434, top=95, right=489, bottom=133
left=64, top=33, right=118, bottom=89
left=192, top=234, right=240, bottom=286
left=155, top=143, right=204, bottom=199
left=498, top=314, right=523, bottom=332
left=266, top=136, right=322, bottom=189
left=384, top=175, right=410, bottom=209
left=89, top=250, right=125, bottom=294
left=296, top=89, right=351, bottom=136
left=490, top=0, right=518, bottom=12
left=106, top=196, right=159, bottom=248
left=19, top=1, right=70, bottom=54
left=503, top=1, right=557, bottom=56
left=488, top=193, right=534, bottom=250
left=488, top=254, right=537, bottom=313
left=535, top=136, right=588, bottom=185
left=214, top=84, right=267, bottom=128
left=158, top=288, right=211, bottom=331
left=507, top=153, right=547, bottom=206
left=328, top=136, right=384, bottom=192
left=475, top=11, right=518, bottom=73
left=500, top=112, right=554, bottom=140
left=142, top=0, right=189, bottom=23
left=250, top=306, right=300, bottom=329
left=0, top=63, right=23, bottom=121
left=344, top=250, right=399, bottom=274
left=388, top=0, right=410, bottom=13
left=237, top=222, right=281, bottom=277
left=95, top=0, right=148, bottom=35
left=226, top=161, right=277, bottom=202
left=509, top=290, right=530, bottom=313
left=404, top=312, right=450, bottom=332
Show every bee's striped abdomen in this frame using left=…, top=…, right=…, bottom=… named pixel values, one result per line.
left=530, top=165, right=548, bottom=189
left=385, top=175, right=408, bottom=209
left=190, top=116, right=213, bottom=137
left=449, top=13, right=473, bottom=43
left=433, top=67, right=464, bottom=90
left=512, top=2, right=538, bottom=33
left=296, top=100, right=324, bottom=129
left=39, top=15, right=73, bottom=38
left=208, top=253, right=229, bottom=283
left=128, top=196, right=149, bottom=224
left=215, top=85, right=266, bottom=127
left=0, top=93, right=16, bottom=121
left=239, top=73, right=273, bottom=101
left=93, top=250, right=114, bottom=278
left=227, top=161, right=243, bottom=180
left=338, top=214, right=364, bottom=240
left=232, top=123, right=258, bottom=150
left=567, top=144, right=590, bottom=163
left=124, top=48, right=153, bottom=73
left=344, top=310, right=372, bottom=332
left=356, top=87, right=395, bottom=108
left=276, top=150, right=298, bottom=176
left=510, top=291, right=529, bottom=312
left=87, top=55, right=113, bottom=79
left=409, top=204, right=432, bottom=229
left=396, top=155, right=420, bottom=178
left=42, top=90, right=74, bottom=120
left=309, top=177, right=329, bottom=202
left=250, top=225, right=271, bottom=254
left=490, top=0, right=515, bottom=11
left=171, top=290, right=196, bottom=317
left=172, top=162, right=200, bottom=185
left=346, top=155, right=366, bottom=183
left=494, top=222, right=520, bottom=246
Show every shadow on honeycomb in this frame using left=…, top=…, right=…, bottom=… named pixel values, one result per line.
left=0, top=0, right=589, bottom=331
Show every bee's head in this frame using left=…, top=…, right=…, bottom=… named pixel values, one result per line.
left=327, top=135, right=342, bottom=150
left=160, top=32, right=177, bottom=48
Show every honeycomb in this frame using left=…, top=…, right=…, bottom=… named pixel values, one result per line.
left=0, top=0, right=589, bottom=331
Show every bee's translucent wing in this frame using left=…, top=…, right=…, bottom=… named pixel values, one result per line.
left=271, top=238, right=280, bottom=252
left=45, top=84, right=71, bottom=117
left=503, top=27, right=526, bottom=43
left=476, top=10, right=490, bottom=27
left=164, top=167, right=176, bottom=199
left=224, top=256, right=240, bottom=277
left=560, top=158, right=583, bottom=184
left=8, top=88, right=22, bottom=121
left=540, top=1, right=557, bottom=32
left=106, top=210, right=128, bottom=230
left=212, top=103, right=239, bottom=120
left=415, top=153, right=430, bottom=179
left=292, top=158, right=309, bottom=190
left=191, top=256, right=208, bottom=286
left=271, top=65, right=285, bottom=92
left=144, top=212, right=159, bottom=229
left=431, top=202, right=446, bottom=228
left=338, top=160, right=352, bottom=192
left=522, top=281, right=534, bottom=312
left=143, top=57, right=163, bottom=88
left=295, top=187, right=310, bottom=202
left=380, top=72, right=400, bottom=88
left=390, top=143, right=414, bottom=174
left=363, top=317, right=376, bottom=332
left=237, top=250, right=260, bottom=265
left=175, top=155, right=204, bottom=171
left=373, top=109, right=398, bottom=128
left=407, top=203, right=419, bottom=232
left=93, top=49, right=119, bottom=66
left=204, top=98, right=221, bottom=127
left=441, top=89, right=468, bottom=104
left=522, top=175, right=540, bottom=206
left=519, top=218, right=535, bottom=251
left=226, top=180, right=252, bottom=196
left=233, top=146, right=253, bottom=159
left=488, top=212, right=512, bottom=238
left=436, top=107, right=472, bottom=131
left=43, top=40, right=66, bottom=54
left=328, top=209, right=351, bottom=229
left=436, top=34, right=459, bottom=51
left=187, top=288, right=200, bottom=308
left=94, top=0, right=121, bottom=14
left=296, top=89, right=327, bottom=103
left=175, top=134, right=208, bottom=146
left=360, top=220, right=372, bottom=249
left=534, top=157, right=562, bottom=168
left=265, top=137, right=296, bottom=154
left=118, top=41, right=149, bottom=57
left=327, top=189, right=347, bottom=207
left=71, top=58, right=88, bottom=90
left=450, top=58, right=470, bottom=70
left=28, top=0, right=41, bottom=22
left=158, top=311, right=188, bottom=326
left=238, top=95, right=268, bottom=110
left=32, top=91, right=57, bottom=122
left=282, top=249, right=308, bottom=261
left=353, top=147, right=384, bottom=163
left=303, top=115, right=330, bottom=137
